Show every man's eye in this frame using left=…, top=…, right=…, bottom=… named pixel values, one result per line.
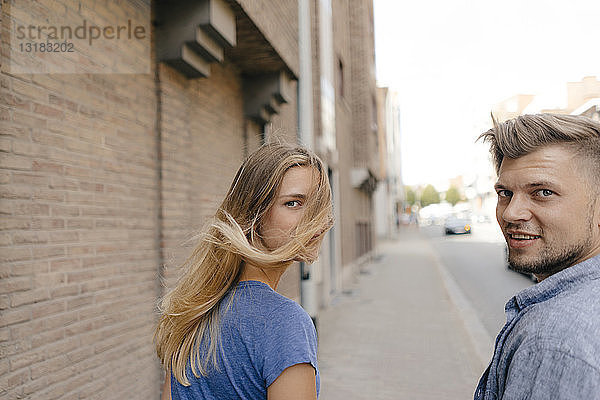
left=536, top=189, right=554, bottom=197
left=497, top=190, right=512, bottom=198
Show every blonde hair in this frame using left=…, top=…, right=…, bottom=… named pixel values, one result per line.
left=154, top=143, right=333, bottom=386
left=478, top=114, right=600, bottom=185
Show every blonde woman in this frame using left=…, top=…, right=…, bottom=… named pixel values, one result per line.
left=155, top=143, right=333, bottom=400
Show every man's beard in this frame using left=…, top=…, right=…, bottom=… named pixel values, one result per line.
left=508, top=240, right=591, bottom=276
left=507, top=197, right=597, bottom=276
left=508, top=216, right=594, bottom=276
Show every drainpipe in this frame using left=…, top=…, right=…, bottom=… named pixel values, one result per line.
left=298, top=0, right=318, bottom=326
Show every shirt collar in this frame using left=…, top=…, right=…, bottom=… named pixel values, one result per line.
left=509, top=253, right=600, bottom=312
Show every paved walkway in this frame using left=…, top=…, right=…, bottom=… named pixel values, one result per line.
left=318, top=228, right=487, bottom=400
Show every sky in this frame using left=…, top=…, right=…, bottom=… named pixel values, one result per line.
left=373, top=0, right=600, bottom=188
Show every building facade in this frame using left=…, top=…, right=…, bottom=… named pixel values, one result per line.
left=0, top=0, right=378, bottom=398
left=540, top=76, right=600, bottom=115
left=331, top=0, right=379, bottom=286
left=374, top=87, right=404, bottom=239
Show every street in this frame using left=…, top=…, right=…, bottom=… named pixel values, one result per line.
left=318, top=228, right=484, bottom=400
left=421, top=221, right=535, bottom=337
left=317, top=222, right=538, bottom=399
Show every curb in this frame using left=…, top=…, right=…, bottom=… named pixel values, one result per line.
left=428, top=243, right=494, bottom=370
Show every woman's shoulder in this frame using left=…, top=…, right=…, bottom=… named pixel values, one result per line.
left=231, top=281, right=312, bottom=325
left=267, top=294, right=311, bottom=322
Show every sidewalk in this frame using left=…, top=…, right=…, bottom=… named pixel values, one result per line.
left=318, top=228, right=488, bottom=400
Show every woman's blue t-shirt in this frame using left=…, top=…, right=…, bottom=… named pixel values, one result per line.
left=171, top=280, right=320, bottom=399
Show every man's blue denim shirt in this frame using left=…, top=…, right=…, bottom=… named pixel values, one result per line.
left=474, top=253, right=600, bottom=400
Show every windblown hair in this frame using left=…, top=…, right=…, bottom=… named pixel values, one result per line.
left=154, top=143, right=333, bottom=386
left=478, top=113, right=600, bottom=186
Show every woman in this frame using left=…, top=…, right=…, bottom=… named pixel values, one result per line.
left=155, top=143, right=333, bottom=400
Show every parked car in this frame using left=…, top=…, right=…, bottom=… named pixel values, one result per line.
left=443, top=217, right=471, bottom=235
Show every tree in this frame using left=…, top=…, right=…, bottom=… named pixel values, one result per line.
left=445, top=186, right=462, bottom=206
left=420, top=184, right=440, bottom=207
left=405, top=186, right=417, bottom=206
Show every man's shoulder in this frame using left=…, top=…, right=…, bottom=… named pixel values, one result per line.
left=507, top=279, right=600, bottom=365
left=530, top=284, right=597, bottom=324
left=534, top=276, right=600, bottom=323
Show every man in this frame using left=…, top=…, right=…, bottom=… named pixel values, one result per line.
left=474, top=113, right=600, bottom=400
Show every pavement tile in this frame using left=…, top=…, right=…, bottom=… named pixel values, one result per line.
left=318, top=228, right=483, bottom=399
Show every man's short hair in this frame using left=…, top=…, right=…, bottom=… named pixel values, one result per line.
left=478, top=113, right=600, bottom=189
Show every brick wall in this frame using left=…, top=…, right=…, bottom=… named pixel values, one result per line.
left=1, top=2, right=302, bottom=400
left=331, top=0, right=355, bottom=268
left=310, top=0, right=321, bottom=145
left=158, top=61, right=246, bottom=288
left=349, top=0, right=377, bottom=170
left=264, top=79, right=299, bottom=142
left=257, top=79, right=302, bottom=302
left=0, top=68, right=161, bottom=399
left=158, top=60, right=302, bottom=301
left=348, top=0, right=377, bottom=259
left=321, top=0, right=377, bottom=268
left=237, top=0, right=299, bottom=77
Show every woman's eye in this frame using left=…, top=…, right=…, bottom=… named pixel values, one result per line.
left=285, top=200, right=301, bottom=208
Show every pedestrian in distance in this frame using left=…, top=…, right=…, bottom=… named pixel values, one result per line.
left=475, top=114, right=600, bottom=399
left=154, top=143, right=333, bottom=400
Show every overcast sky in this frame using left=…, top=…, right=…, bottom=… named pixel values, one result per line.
left=374, top=0, right=600, bottom=187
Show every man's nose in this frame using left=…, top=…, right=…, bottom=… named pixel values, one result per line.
left=500, top=195, right=532, bottom=223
